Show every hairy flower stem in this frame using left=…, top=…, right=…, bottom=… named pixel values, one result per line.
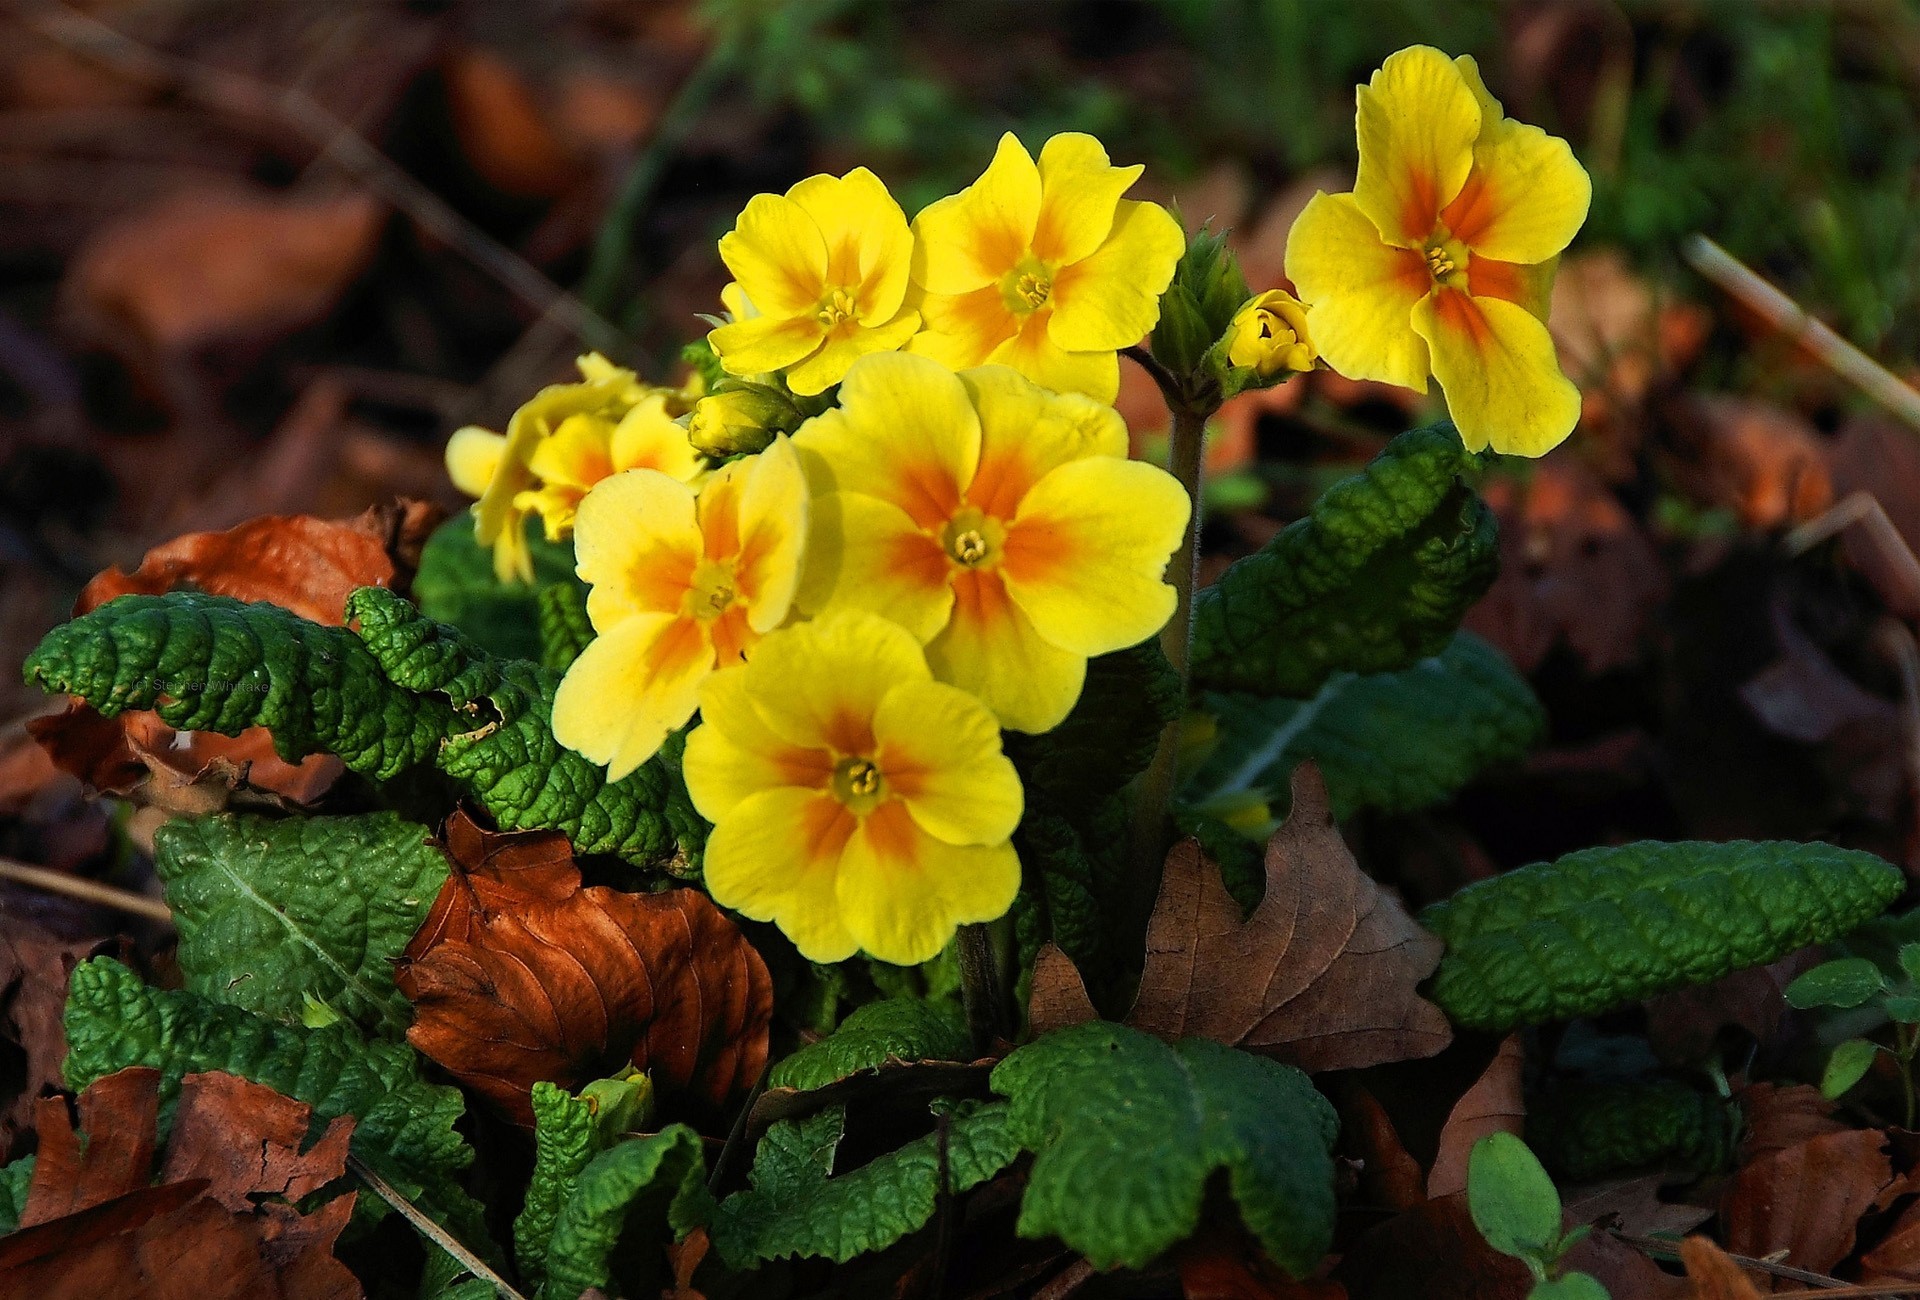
left=958, top=922, right=1003, bottom=1054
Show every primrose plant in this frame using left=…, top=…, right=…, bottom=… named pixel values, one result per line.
left=9, top=44, right=1909, bottom=1297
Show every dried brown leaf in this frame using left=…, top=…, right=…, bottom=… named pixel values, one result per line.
left=1025, top=942, right=1098, bottom=1038
left=1426, top=1034, right=1524, bottom=1199
left=1736, top=1083, right=1848, bottom=1165
left=443, top=46, right=584, bottom=199
left=0, top=916, right=123, bottom=1164
left=1127, top=766, right=1450, bottom=1073
left=1334, top=1085, right=1426, bottom=1213
left=1332, top=1194, right=1531, bottom=1300
left=1667, top=394, right=1834, bottom=531
left=1720, top=1127, right=1893, bottom=1286
left=1677, top=1236, right=1764, bottom=1300
left=397, top=812, right=773, bottom=1124
left=160, top=1073, right=353, bottom=1213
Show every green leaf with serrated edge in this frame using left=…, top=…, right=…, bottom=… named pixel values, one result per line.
left=1191, top=631, right=1542, bottom=821
left=62, top=957, right=471, bottom=1215
left=711, top=1100, right=1020, bottom=1268
left=1786, top=958, right=1888, bottom=1010
left=770, top=998, right=971, bottom=1091
left=990, top=1023, right=1338, bottom=1276
left=0, top=1154, right=33, bottom=1234
left=1527, top=1081, right=1733, bottom=1182
left=1823, top=1039, right=1881, bottom=1099
left=1421, top=841, right=1904, bottom=1033
left=413, top=515, right=581, bottom=662
left=1191, top=424, right=1497, bottom=697
left=539, top=1125, right=709, bottom=1300
left=1530, top=1275, right=1611, bottom=1300
left=537, top=580, right=595, bottom=672
left=154, top=811, right=446, bottom=1034
left=22, top=589, right=705, bottom=871
left=516, top=1083, right=600, bottom=1288
left=1468, top=1133, right=1561, bottom=1263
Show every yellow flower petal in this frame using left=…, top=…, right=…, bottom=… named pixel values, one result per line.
left=703, top=785, right=860, bottom=963
left=720, top=281, right=757, bottom=321
left=708, top=312, right=825, bottom=377
left=925, top=570, right=1085, bottom=733
left=907, top=283, right=1019, bottom=371
left=787, top=167, right=914, bottom=324
left=911, top=132, right=1041, bottom=296
left=1411, top=286, right=1581, bottom=457
left=526, top=413, right=614, bottom=490
left=781, top=309, right=921, bottom=396
left=984, top=309, right=1120, bottom=404
left=683, top=667, right=833, bottom=822
left=718, top=192, right=828, bottom=317
left=1441, top=98, right=1590, bottom=264
left=743, top=612, right=931, bottom=754
left=573, top=469, right=703, bottom=628
left=1000, top=457, right=1187, bottom=657
left=836, top=800, right=1020, bottom=965
left=959, top=365, right=1127, bottom=517
left=552, top=611, right=712, bottom=779
left=875, top=680, right=1023, bottom=846
left=611, top=393, right=703, bottom=482
left=1045, top=198, right=1184, bottom=352
left=797, top=490, right=954, bottom=641
left=1031, top=132, right=1142, bottom=267
left=1352, top=44, right=1482, bottom=247
left=790, top=352, right=979, bottom=530
left=732, top=434, right=810, bottom=634
left=1468, top=254, right=1558, bottom=322
left=1285, top=191, right=1432, bottom=391
left=445, top=426, right=504, bottom=499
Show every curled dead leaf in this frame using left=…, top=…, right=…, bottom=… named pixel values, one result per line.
left=397, top=813, right=773, bottom=1125
left=0, top=916, right=128, bottom=1164
left=1719, top=1127, right=1893, bottom=1286
left=1677, top=1236, right=1764, bottom=1300
left=1425, top=1034, right=1524, bottom=1199
left=1665, top=394, right=1834, bottom=531
left=1332, top=1194, right=1531, bottom=1300
left=1735, top=1085, right=1847, bottom=1165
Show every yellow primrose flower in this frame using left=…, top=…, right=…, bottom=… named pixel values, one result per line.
left=514, top=393, right=705, bottom=541
left=1226, top=289, right=1316, bottom=378
left=907, top=132, right=1184, bottom=404
left=683, top=611, right=1023, bottom=965
left=1285, top=46, right=1590, bottom=456
left=552, top=436, right=808, bottom=780
left=792, top=352, right=1189, bottom=733
left=707, top=169, right=920, bottom=397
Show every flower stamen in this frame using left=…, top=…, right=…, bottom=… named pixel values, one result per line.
left=830, top=754, right=887, bottom=811
left=814, top=287, right=859, bottom=329
left=685, top=559, right=739, bottom=621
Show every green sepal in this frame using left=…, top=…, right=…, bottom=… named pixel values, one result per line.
left=538, top=1125, right=710, bottom=1300
left=154, top=811, right=447, bottom=1035
left=711, top=1100, right=1019, bottom=1268
left=991, top=1022, right=1338, bottom=1276
left=770, top=998, right=973, bottom=1091
left=1190, top=424, right=1497, bottom=698
left=1422, top=841, right=1904, bottom=1033
left=1148, top=226, right=1249, bottom=390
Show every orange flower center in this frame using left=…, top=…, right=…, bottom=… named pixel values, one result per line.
left=1000, top=258, right=1054, bottom=314
left=685, top=559, right=739, bottom=621
left=940, top=507, right=1005, bottom=569
left=1422, top=231, right=1470, bottom=288
left=830, top=755, right=886, bottom=813
left=814, top=287, right=860, bottom=328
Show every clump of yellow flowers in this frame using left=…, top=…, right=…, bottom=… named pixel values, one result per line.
left=444, top=64, right=1590, bottom=965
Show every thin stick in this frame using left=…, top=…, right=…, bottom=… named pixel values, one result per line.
left=1787, top=492, right=1920, bottom=609
left=1616, top=1233, right=1850, bottom=1289
left=346, top=1154, right=529, bottom=1300
left=31, top=4, right=626, bottom=356
left=0, top=857, right=172, bottom=923
left=1031, top=1259, right=1097, bottom=1300
left=1683, top=234, right=1920, bottom=432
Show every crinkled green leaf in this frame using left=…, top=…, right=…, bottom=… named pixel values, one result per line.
left=1193, top=631, right=1543, bottom=821
left=537, top=580, right=595, bottom=672
left=62, top=956, right=470, bottom=1209
left=1527, top=1080, right=1734, bottom=1181
left=22, top=589, right=705, bottom=871
left=770, top=998, right=972, bottom=1091
left=1422, top=841, right=1904, bottom=1033
left=539, top=1125, right=709, bottom=1300
left=1191, top=424, right=1497, bottom=697
left=1009, top=642, right=1182, bottom=817
left=0, top=1154, right=33, bottom=1235
left=711, top=1100, right=1019, bottom=1268
left=154, top=811, right=446, bottom=1035
left=1014, top=796, right=1132, bottom=988
left=516, top=1082, right=601, bottom=1288
left=413, top=515, right=581, bottom=662
left=990, top=1022, right=1338, bottom=1275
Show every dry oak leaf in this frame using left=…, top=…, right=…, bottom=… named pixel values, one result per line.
left=0, top=915, right=126, bottom=1164
left=28, top=510, right=411, bottom=810
left=1735, top=1083, right=1848, bottom=1165
left=1677, top=1236, right=1763, bottom=1300
left=1425, top=1033, right=1524, bottom=1199
left=1331, top=1193, right=1531, bottom=1300
left=1125, top=766, right=1451, bottom=1072
left=397, top=812, right=773, bottom=1125
left=0, top=1067, right=359, bottom=1300
left=1719, top=1126, right=1893, bottom=1288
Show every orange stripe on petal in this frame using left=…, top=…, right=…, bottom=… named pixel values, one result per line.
left=1466, top=255, right=1555, bottom=321
left=856, top=799, right=922, bottom=870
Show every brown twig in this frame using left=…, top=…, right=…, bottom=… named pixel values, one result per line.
left=1616, top=1232, right=1855, bottom=1289
left=0, top=856, right=172, bottom=924
left=30, top=4, right=627, bottom=357
left=347, top=1154, right=529, bottom=1300
left=1031, top=1259, right=1097, bottom=1300
left=1683, top=234, right=1920, bottom=432
left=1787, top=492, right=1920, bottom=607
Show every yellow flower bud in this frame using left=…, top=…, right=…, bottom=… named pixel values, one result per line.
left=1226, top=289, right=1316, bottom=378
left=687, top=386, right=801, bottom=458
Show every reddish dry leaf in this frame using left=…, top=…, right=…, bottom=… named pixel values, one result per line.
left=0, top=916, right=124, bottom=1164
left=1665, top=394, right=1834, bottom=531
left=1176, top=1222, right=1345, bottom=1298
left=1644, top=949, right=1822, bottom=1068
left=1737, top=1080, right=1846, bottom=1167
left=1561, top=1230, right=1692, bottom=1300
left=1026, top=942, right=1099, bottom=1038
left=1127, top=766, right=1451, bottom=1073
left=1465, top=455, right=1667, bottom=675
left=1332, top=1194, right=1532, bottom=1300
left=398, top=812, right=773, bottom=1124
left=1, top=1067, right=359, bottom=1300
left=1563, top=1174, right=1715, bottom=1241
left=442, top=45, right=584, bottom=199
left=1426, top=1034, right=1525, bottom=1199
left=1856, top=1193, right=1920, bottom=1285
left=1335, top=1085, right=1426, bottom=1213
left=1677, top=1237, right=1764, bottom=1300
left=1720, top=1127, right=1893, bottom=1286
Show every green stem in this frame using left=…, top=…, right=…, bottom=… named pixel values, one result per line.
left=1900, top=1025, right=1917, bottom=1131
left=957, top=922, right=1002, bottom=1055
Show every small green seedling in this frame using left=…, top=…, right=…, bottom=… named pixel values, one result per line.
left=1467, top=1133, right=1610, bottom=1299
left=1785, top=948, right=1920, bottom=1125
